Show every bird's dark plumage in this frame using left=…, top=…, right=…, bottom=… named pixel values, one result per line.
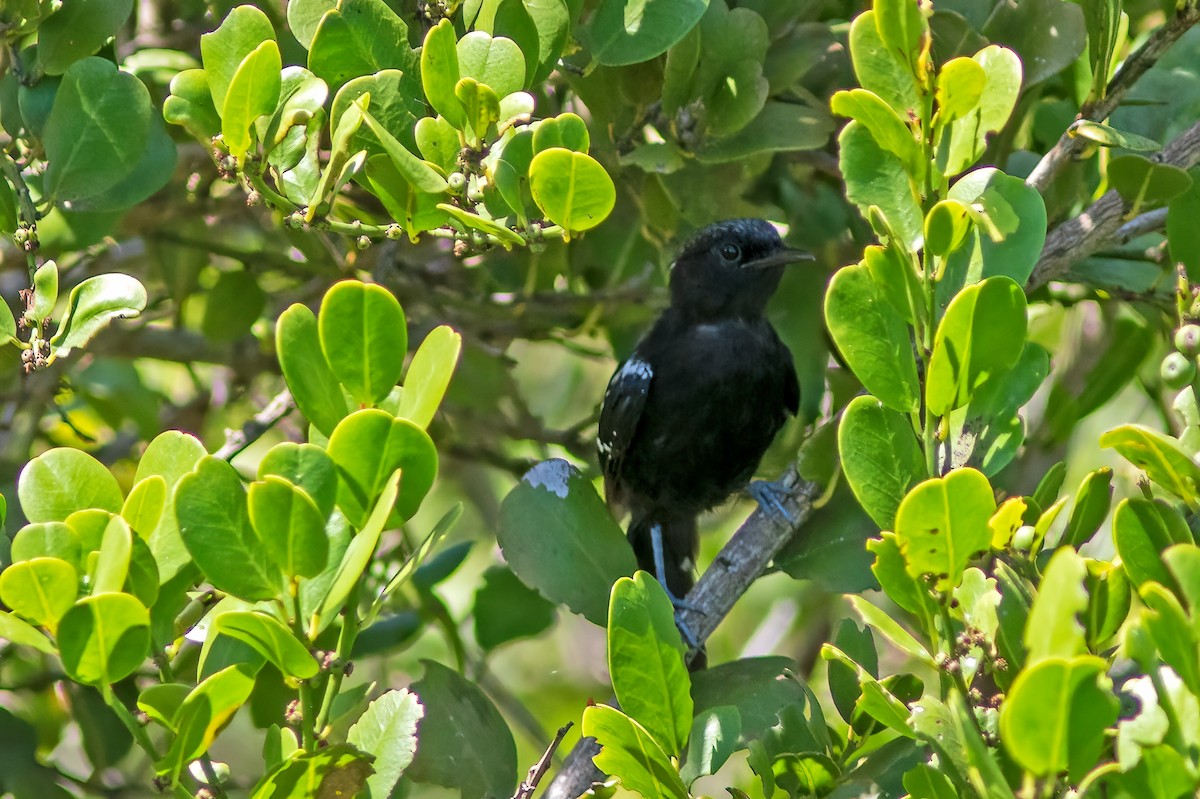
left=598, top=219, right=805, bottom=600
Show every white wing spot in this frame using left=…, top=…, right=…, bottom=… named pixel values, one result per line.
left=523, top=458, right=573, bottom=498
left=617, top=357, right=653, bottom=382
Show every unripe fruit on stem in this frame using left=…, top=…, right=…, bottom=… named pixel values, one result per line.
left=1012, top=525, right=1036, bottom=552
left=1176, top=324, right=1200, bottom=356
left=448, top=172, right=466, bottom=192
left=1161, top=351, right=1196, bottom=390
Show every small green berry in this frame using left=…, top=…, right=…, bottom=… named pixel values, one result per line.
left=1176, top=324, right=1200, bottom=356
left=1161, top=351, right=1196, bottom=390
left=1012, top=525, right=1036, bottom=552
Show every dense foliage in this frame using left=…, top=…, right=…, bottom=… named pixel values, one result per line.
left=2, top=0, right=1200, bottom=798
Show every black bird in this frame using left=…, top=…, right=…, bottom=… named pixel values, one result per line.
left=598, top=218, right=810, bottom=615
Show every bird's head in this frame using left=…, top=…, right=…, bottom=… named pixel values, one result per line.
left=668, top=219, right=814, bottom=320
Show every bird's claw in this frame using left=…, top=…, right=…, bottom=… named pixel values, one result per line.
left=748, top=479, right=796, bottom=526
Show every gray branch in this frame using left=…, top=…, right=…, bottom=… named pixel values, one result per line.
left=541, top=469, right=823, bottom=799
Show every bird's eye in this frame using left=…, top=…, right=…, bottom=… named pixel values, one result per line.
left=718, top=243, right=741, bottom=262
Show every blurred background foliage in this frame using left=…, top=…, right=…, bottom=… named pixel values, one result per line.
left=1, top=0, right=1200, bottom=796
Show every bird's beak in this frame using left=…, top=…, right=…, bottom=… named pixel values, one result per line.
left=745, top=248, right=816, bottom=269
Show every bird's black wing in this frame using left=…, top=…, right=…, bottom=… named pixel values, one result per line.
left=783, top=353, right=800, bottom=416
left=597, top=355, right=654, bottom=510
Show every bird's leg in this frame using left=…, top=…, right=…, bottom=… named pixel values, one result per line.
left=649, top=523, right=702, bottom=650
left=748, top=478, right=797, bottom=526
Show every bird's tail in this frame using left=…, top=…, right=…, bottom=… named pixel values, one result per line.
left=627, top=514, right=699, bottom=599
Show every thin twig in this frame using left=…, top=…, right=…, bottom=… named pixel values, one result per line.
left=213, top=388, right=296, bottom=460
left=1026, top=5, right=1200, bottom=193
left=541, top=469, right=823, bottom=799
left=512, top=722, right=573, bottom=799
left=1029, top=120, right=1200, bottom=291
left=1113, top=207, right=1170, bottom=245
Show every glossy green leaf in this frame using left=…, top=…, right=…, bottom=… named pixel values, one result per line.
left=364, top=156, right=454, bottom=237
left=584, top=0, right=709, bottom=67
left=680, top=705, right=740, bottom=786
left=0, top=176, right=15, bottom=238
left=91, top=516, right=132, bottom=595
left=935, top=57, right=985, bottom=122
left=457, top=32, right=526, bottom=97
left=895, top=468, right=995, bottom=591
left=11, top=522, right=81, bottom=568
left=831, top=88, right=921, bottom=176
left=135, top=430, right=207, bottom=583
left=58, top=592, right=150, bottom=685
left=695, top=101, right=834, bottom=163
left=307, top=0, right=416, bottom=93
left=393, top=326, right=462, bottom=429
left=1140, top=582, right=1200, bottom=695
left=690, top=656, right=809, bottom=739
left=353, top=97, right=449, bottom=195
left=848, top=11, right=918, bottom=116
left=277, top=303, right=350, bottom=436
left=1070, top=120, right=1160, bottom=151
left=122, top=476, right=167, bottom=540
left=582, top=704, right=688, bottom=799
left=927, top=276, right=1027, bottom=416
left=1062, top=467, right=1113, bottom=548
left=532, top=112, right=591, bottom=154
left=347, top=688, right=424, bottom=799
left=250, top=742, right=373, bottom=799
left=163, top=69, right=222, bottom=142
left=982, top=0, right=1084, bottom=87
left=421, top=19, right=466, bottom=130
left=999, top=656, right=1118, bottom=781
left=221, top=40, right=282, bottom=162
left=199, top=5, right=275, bottom=111
left=863, top=243, right=922, bottom=325
left=258, top=443, right=338, bottom=520
left=824, top=263, right=920, bottom=412
left=37, top=0, right=134, bottom=75
left=175, top=456, right=281, bottom=601
left=942, top=167, right=1046, bottom=290
left=157, top=664, right=257, bottom=779
left=1168, top=172, right=1200, bottom=280
left=1101, top=424, right=1200, bottom=502
left=30, top=260, right=58, bottom=325
left=608, top=573, right=692, bottom=755
left=497, top=459, right=637, bottom=626
left=48, top=273, right=148, bottom=357
left=0, top=557, right=78, bottom=630
left=1025, top=547, right=1088, bottom=663
left=924, top=199, right=972, bottom=257
left=839, top=121, right=922, bottom=248
left=1113, top=498, right=1193, bottom=590
left=18, top=447, right=123, bottom=523
left=867, top=533, right=935, bottom=618
left=838, top=395, right=923, bottom=529
left=942, top=47, right=1021, bottom=176
left=471, top=563, right=556, bottom=650
left=407, top=661, right=517, bottom=798
left=529, top=148, right=616, bottom=234
left=210, top=611, right=318, bottom=679
left=318, top=281, right=407, bottom=406
left=326, top=409, right=437, bottom=525
left=1163, top=544, right=1200, bottom=616
left=1083, top=559, right=1130, bottom=651
left=1109, top=154, right=1194, bottom=207
left=248, top=476, right=329, bottom=579
left=328, top=69, right=418, bottom=157
left=0, top=610, right=56, bottom=653
left=287, top=0, right=337, bottom=49
left=438, top=203, right=525, bottom=247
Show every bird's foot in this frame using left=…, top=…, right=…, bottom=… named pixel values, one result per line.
left=748, top=478, right=796, bottom=526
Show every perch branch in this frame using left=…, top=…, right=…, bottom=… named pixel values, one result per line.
left=213, top=388, right=296, bottom=460
left=513, top=723, right=574, bottom=799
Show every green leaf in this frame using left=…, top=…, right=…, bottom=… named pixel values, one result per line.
left=838, top=395, right=923, bottom=529
left=11, top=522, right=81, bottom=569
left=824, top=263, right=920, bottom=413
left=30, top=260, right=59, bottom=326
left=471, top=564, right=556, bottom=650
left=307, top=0, right=416, bottom=93
left=0, top=557, right=78, bottom=630
left=91, top=516, right=132, bottom=595
left=690, top=656, right=808, bottom=739
left=43, top=58, right=151, bottom=207
left=529, top=148, right=616, bottom=234
left=287, top=0, right=336, bottom=48
left=1164, top=544, right=1200, bottom=616
left=163, top=69, right=222, bottom=142
left=201, top=269, right=266, bottom=342
left=438, top=203, right=525, bottom=247
left=1140, top=582, right=1200, bottom=696
left=848, top=11, right=918, bottom=116
left=121, top=476, right=166, bottom=540
left=313, top=470, right=400, bottom=632
left=895, top=467, right=995, bottom=591
left=18, top=447, right=123, bottom=522
left=609, top=573, right=692, bottom=756
left=582, top=704, right=688, bottom=799
left=926, top=276, right=1027, bottom=416
left=353, top=97, right=449, bottom=195
left=904, top=763, right=957, bottom=799
left=134, top=430, right=207, bottom=582
left=250, top=743, right=374, bottom=799
left=175, top=456, right=282, bottom=601
left=326, top=409, right=437, bottom=525
left=704, top=59, right=768, bottom=138
left=584, top=0, right=709, bottom=67
left=248, top=476, right=329, bottom=579
left=328, top=69, right=419, bottom=157
left=848, top=594, right=934, bottom=665
left=407, top=660, right=517, bottom=798
left=277, top=303, right=350, bottom=436
left=982, top=0, right=1084, bottom=87
left=868, top=533, right=935, bottom=618
left=694, top=101, right=834, bottom=164
left=318, top=281, right=407, bottom=406
left=221, top=40, right=282, bottom=162
left=773, top=754, right=840, bottom=797
left=532, top=112, right=591, bottom=154
left=199, top=5, right=275, bottom=112
left=1083, top=559, right=1130, bottom=649
left=258, top=443, right=338, bottom=520
left=0, top=610, right=56, bottom=653
left=1168, top=171, right=1200, bottom=280
left=1113, top=498, right=1193, bottom=591
left=0, top=174, right=15, bottom=238
left=935, top=57, right=984, bottom=122
left=840, top=121, right=922, bottom=249
left=421, top=19, right=466, bottom=131
left=209, top=611, right=318, bottom=679
left=364, top=156, right=454, bottom=237
left=1108, top=154, right=1194, bottom=208
left=1062, top=467, right=1113, bottom=549
left=48, top=273, right=148, bottom=357
left=1101, top=424, right=1200, bottom=503
left=999, top=656, right=1118, bottom=781
left=1069, top=120, right=1160, bottom=151
left=831, top=89, right=921, bottom=177
left=1024, top=547, right=1088, bottom=663
left=680, top=705, right=740, bottom=786
left=415, top=115, right=462, bottom=173
left=874, top=0, right=928, bottom=73
left=942, top=167, right=1047, bottom=290
left=347, top=688, right=424, bottom=799
left=36, top=0, right=134, bottom=75
left=941, top=46, right=1021, bottom=176
left=58, top=592, right=150, bottom=685
left=1082, top=0, right=1121, bottom=102
left=393, top=325, right=461, bottom=429
left=497, top=459, right=637, bottom=626
left=924, top=199, right=972, bottom=257
left=158, top=664, right=257, bottom=780
left=457, top=32, right=526, bottom=97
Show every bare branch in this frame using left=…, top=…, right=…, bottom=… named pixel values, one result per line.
left=513, top=723, right=573, bottom=799
left=1029, top=120, right=1200, bottom=291
left=1026, top=5, right=1200, bottom=193
left=213, top=389, right=296, bottom=460
left=541, top=470, right=823, bottom=799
